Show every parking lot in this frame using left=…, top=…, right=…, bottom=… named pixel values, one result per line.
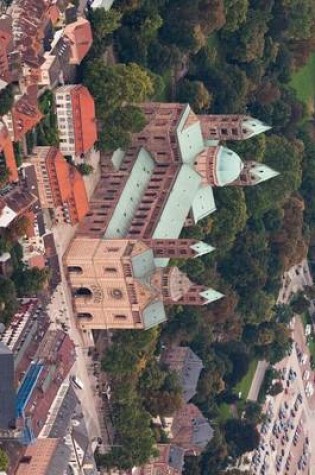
left=250, top=315, right=315, bottom=475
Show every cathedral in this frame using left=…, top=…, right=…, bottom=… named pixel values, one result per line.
left=64, top=103, right=278, bottom=331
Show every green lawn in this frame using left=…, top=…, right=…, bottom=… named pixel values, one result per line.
left=290, top=52, right=315, bottom=114
left=217, top=403, right=231, bottom=423
left=235, top=359, right=258, bottom=399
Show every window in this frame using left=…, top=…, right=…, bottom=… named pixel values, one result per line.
left=67, top=266, right=83, bottom=274
left=77, top=312, right=93, bottom=320
left=221, top=128, right=228, bottom=135
left=104, top=267, right=117, bottom=273
left=74, top=287, right=92, bottom=297
left=110, top=289, right=123, bottom=299
left=114, top=314, right=127, bottom=320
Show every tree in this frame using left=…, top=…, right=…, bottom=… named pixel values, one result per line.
left=83, top=62, right=155, bottom=113
left=11, top=267, right=50, bottom=297
left=0, top=276, right=18, bottom=324
left=303, top=286, right=315, bottom=300
left=224, top=419, right=260, bottom=457
left=88, top=8, right=122, bottom=55
left=77, top=163, right=94, bottom=175
left=290, top=292, right=309, bottom=314
left=89, top=8, right=122, bottom=38
left=0, top=449, right=8, bottom=471
left=223, top=0, right=249, bottom=32
left=0, top=85, right=14, bottom=116
left=176, top=79, right=212, bottom=112
left=244, top=401, right=262, bottom=425
left=274, top=303, right=293, bottom=324
left=269, top=381, right=283, bottom=396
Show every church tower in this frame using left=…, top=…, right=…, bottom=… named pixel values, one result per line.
left=234, top=160, right=280, bottom=186
left=198, top=114, right=271, bottom=142
left=144, top=239, right=215, bottom=259
left=150, top=267, right=223, bottom=306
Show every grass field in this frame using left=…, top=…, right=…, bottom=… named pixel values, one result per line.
left=217, top=403, right=231, bottom=423
left=290, top=52, right=315, bottom=114
left=235, top=358, right=258, bottom=399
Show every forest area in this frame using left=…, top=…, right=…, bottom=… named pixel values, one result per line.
left=82, top=0, right=315, bottom=473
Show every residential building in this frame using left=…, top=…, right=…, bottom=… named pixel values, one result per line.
left=55, top=85, right=97, bottom=159
left=0, top=298, right=50, bottom=376
left=2, top=85, right=43, bottom=142
left=0, top=15, right=13, bottom=88
left=0, top=186, right=37, bottom=229
left=15, top=329, right=75, bottom=443
left=15, top=438, right=71, bottom=475
left=30, top=146, right=89, bottom=225
left=63, top=18, right=93, bottom=65
left=10, top=0, right=48, bottom=80
left=135, top=444, right=185, bottom=475
left=41, top=384, right=98, bottom=474
left=0, top=343, right=16, bottom=432
left=170, top=403, right=213, bottom=455
left=64, top=238, right=221, bottom=331
left=38, top=52, right=62, bottom=89
left=0, top=122, right=18, bottom=183
left=162, top=347, right=203, bottom=402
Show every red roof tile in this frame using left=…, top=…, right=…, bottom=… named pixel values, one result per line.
left=64, top=18, right=93, bottom=65
left=0, top=123, right=18, bottom=182
left=71, top=85, right=97, bottom=154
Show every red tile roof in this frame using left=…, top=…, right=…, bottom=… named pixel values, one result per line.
left=64, top=18, right=93, bottom=65
left=71, top=85, right=97, bottom=155
left=28, top=254, right=46, bottom=269
left=70, top=168, right=89, bottom=223
left=11, top=86, right=43, bottom=141
left=0, top=123, right=18, bottom=182
left=45, top=147, right=89, bottom=224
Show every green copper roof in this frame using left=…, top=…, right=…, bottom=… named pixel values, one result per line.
left=104, top=148, right=155, bottom=238
left=251, top=163, right=280, bottom=183
left=200, top=288, right=224, bottom=304
left=191, top=185, right=216, bottom=223
left=176, top=105, right=205, bottom=164
left=143, top=300, right=167, bottom=329
left=215, top=146, right=244, bottom=186
left=190, top=241, right=215, bottom=257
left=111, top=148, right=125, bottom=170
left=242, top=117, right=271, bottom=139
left=131, top=249, right=155, bottom=279
left=153, top=165, right=202, bottom=240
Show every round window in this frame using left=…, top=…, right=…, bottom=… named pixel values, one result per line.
left=111, top=289, right=123, bottom=299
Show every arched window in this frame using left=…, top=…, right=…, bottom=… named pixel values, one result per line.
left=74, top=287, right=92, bottom=298
left=68, top=266, right=83, bottom=274
left=77, top=312, right=93, bottom=320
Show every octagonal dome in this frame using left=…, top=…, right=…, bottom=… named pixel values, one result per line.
left=215, top=146, right=244, bottom=186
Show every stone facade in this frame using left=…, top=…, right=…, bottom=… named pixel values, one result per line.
left=64, top=238, right=222, bottom=331
left=65, top=103, right=278, bottom=331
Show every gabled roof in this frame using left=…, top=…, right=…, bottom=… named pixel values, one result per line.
left=74, top=85, right=97, bottom=154
left=0, top=123, right=18, bottom=182
left=153, top=165, right=202, bottom=240
left=64, top=18, right=93, bottom=64
left=11, top=86, right=43, bottom=141
left=104, top=148, right=155, bottom=238
left=191, top=185, right=216, bottom=223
